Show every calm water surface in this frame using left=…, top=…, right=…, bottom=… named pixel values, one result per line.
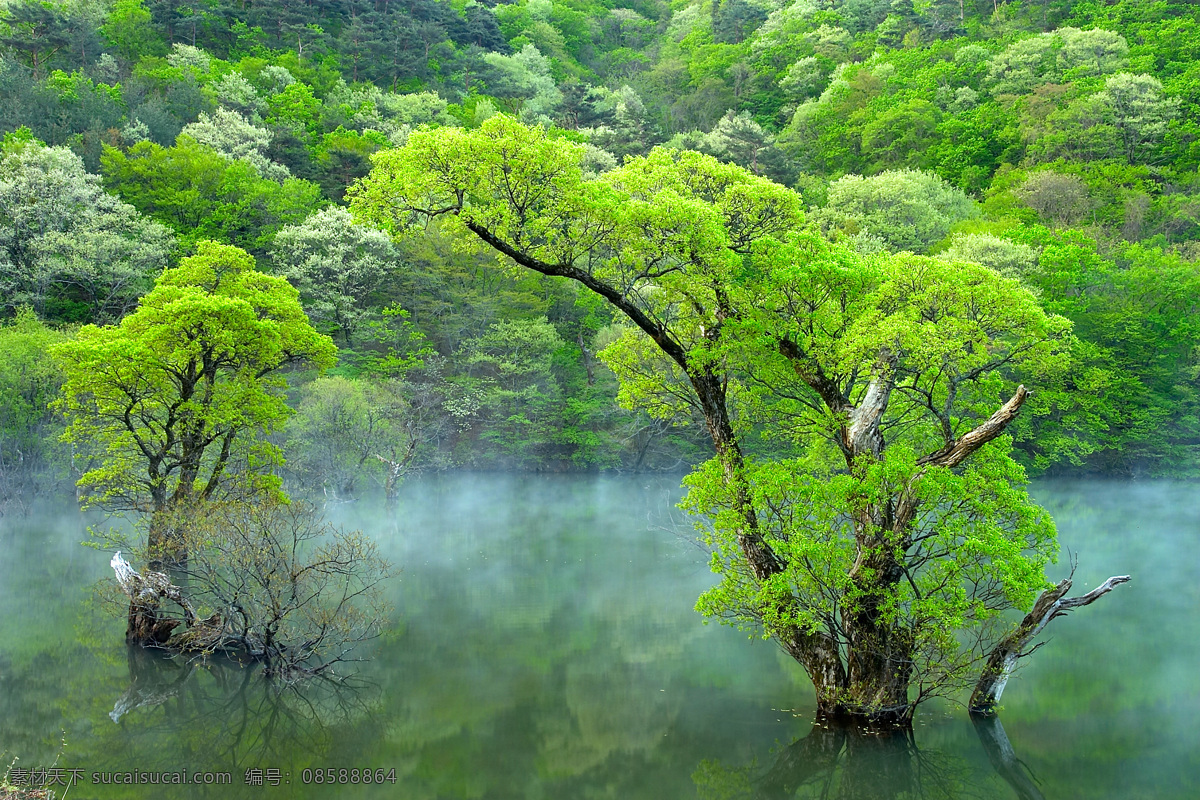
left=0, top=475, right=1196, bottom=799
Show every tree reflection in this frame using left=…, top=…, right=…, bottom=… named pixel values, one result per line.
left=971, top=715, right=1045, bottom=800
left=106, top=646, right=384, bottom=773
left=694, top=712, right=1055, bottom=800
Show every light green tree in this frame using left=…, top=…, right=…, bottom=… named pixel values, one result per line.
left=272, top=206, right=398, bottom=345
left=481, top=43, right=563, bottom=122
left=287, top=376, right=421, bottom=504
left=779, top=56, right=827, bottom=101
left=937, top=233, right=1038, bottom=279
left=53, top=241, right=336, bottom=566
left=0, top=307, right=67, bottom=506
left=0, top=136, right=174, bottom=322
left=1057, top=27, right=1129, bottom=78
left=986, top=34, right=1059, bottom=95
left=350, top=117, right=1126, bottom=723
left=100, top=0, right=166, bottom=68
left=212, top=72, right=266, bottom=120
left=1098, top=73, right=1180, bottom=164
left=181, top=107, right=291, bottom=181
left=819, top=169, right=979, bottom=253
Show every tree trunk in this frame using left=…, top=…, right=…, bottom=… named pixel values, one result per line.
left=111, top=551, right=217, bottom=649
left=691, top=370, right=855, bottom=714
left=970, top=573, right=1130, bottom=714
left=146, top=509, right=191, bottom=577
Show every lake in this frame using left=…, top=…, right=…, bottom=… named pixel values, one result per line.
left=0, top=475, right=1196, bottom=799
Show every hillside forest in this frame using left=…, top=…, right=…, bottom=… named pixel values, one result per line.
left=2, top=0, right=1200, bottom=511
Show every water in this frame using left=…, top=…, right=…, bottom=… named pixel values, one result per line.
left=0, top=475, right=1196, bottom=799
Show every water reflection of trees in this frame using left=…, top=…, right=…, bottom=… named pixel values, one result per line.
left=971, top=716, right=1045, bottom=800
left=105, top=647, right=384, bottom=773
left=695, top=714, right=1045, bottom=800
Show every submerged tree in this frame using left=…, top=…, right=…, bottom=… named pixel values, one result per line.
left=350, top=116, right=1128, bottom=724
left=108, top=499, right=391, bottom=675
left=287, top=375, right=424, bottom=505
left=53, top=241, right=336, bottom=567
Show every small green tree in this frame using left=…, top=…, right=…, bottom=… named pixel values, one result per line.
left=272, top=206, right=398, bottom=345
left=53, top=241, right=336, bottom=566
left=819, top=169, right=979, bottom=253
left=1098, top=73, right=1180, bottom=164
left=937, top=233, right=1038, bottom=279
left=0, top=307, right=67, bottom=508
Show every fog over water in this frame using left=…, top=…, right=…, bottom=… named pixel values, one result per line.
left=0, top=475, right=1196, bottom=799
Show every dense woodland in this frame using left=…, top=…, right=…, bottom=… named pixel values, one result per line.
left=2, top=0, right=1199, bottom=510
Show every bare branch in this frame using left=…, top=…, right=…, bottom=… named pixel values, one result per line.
left=970, top=572, right=1131, bottom=715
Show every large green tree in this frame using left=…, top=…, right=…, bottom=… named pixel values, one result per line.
left=350, top=116, right=1127, bottom=723
left=53, top=241, right=336, bottom=566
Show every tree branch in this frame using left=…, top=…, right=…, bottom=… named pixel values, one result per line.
left=969, top=571, right=1131, bottom=715
left=918, top=385, right=1030, bottom=469
left=464, top=220, right=690, bottom=371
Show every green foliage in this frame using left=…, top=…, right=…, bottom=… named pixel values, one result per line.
left=0, top=136, right=175, bottom=323
left=100, top=136, right=324, bottom=257
left=818, top=169, right=979, bottom=252
left=0, top=0, right=1197, bottom=481
left=457, top=317, right=576, bottom=466
left=352, top=117, right=1075, bottom=709
left=52, top=241, right=336, bottom=514
left=1008, top=226, right=1200, bottom=474
left=0, top=307, right=68, bottom=506
left=181, top=107, right=291, bottom=181
left=286, top=375, right=426, bottom=498
left=936, top=232, right=1038, bottom=278
left=102, top=0, right=166, bottom=66
left=272, top=206, right=399, bottom=344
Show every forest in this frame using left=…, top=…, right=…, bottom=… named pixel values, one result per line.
left=3, top=0, right=1199, bottom=507
left=0, top=0, right=1196, bottom=779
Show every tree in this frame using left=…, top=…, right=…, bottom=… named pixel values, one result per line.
left=101, top=136, right=324, bottom=257
left=0, top=135, right=175, bottom=323
left=458, top=317, right=571, bottom=467
left=1099, top=73, right=1180, bottom=164
left=180, top=108, right=291, bottom=182
left=985, top=34, right=1059, bottom=95
left=212, top=72, right=266, bottom=120
left=779, top=57, right=828, bottom=101
left=53, top=241, right=336, bottom=567
left=694, top=110, right=795, bottom=185
left=272, top=206, right=398, bottom=345
left=0, top=307, right=67, bottom=510
left=480, top=43, right=563, bottom=122
left=101, top=0, right=166, bottom=69
left=0, top=0, right=71, bottom=78
left=818, top=169, right=979, bottom=253
left=287, top=375, right=425, bottom=504
left=1016, top=170, right=1091, bottom=228
left=859, top=99, right=941, bottom=171
left=350, top=117, right=1128, bottom=724
left=1056, top=27, right=1128, bottom=79
left=108, top=499, right=391, bottom=674
left=936, top=233, right=1038, bottom=279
